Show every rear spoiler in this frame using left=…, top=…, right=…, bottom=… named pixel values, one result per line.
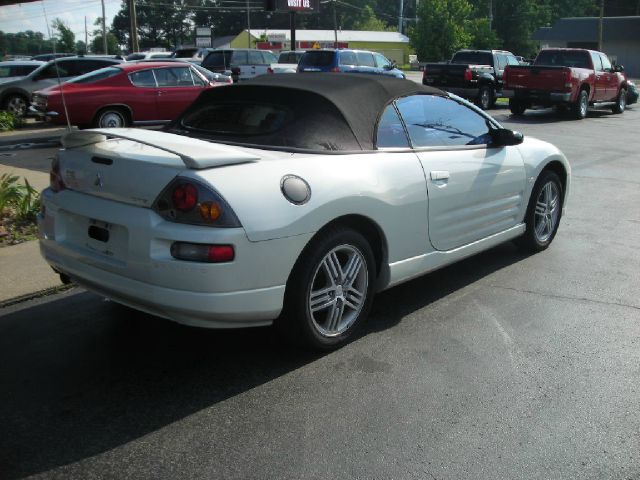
left=61, top=128, right=259, bottom=169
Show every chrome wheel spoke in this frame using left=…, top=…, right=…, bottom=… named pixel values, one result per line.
left=323, top=251, right=342, bottom=284
left=310, top=287, right=334, bottom=313
left=343, top=254, right=363, bottom=288
left=345, top=287, right=364, bottom=310
left=326, top=301, right=344, bottom=332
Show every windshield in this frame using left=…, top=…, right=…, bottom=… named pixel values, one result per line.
left=67, top=66, right=122, bottom=84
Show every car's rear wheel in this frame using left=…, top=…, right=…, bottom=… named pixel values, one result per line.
left=477, top=86, right=494, bottom=110
left=509, top=99, right=526, bottom=116
left=94, top=107, right=129, bottom=128
left=280, top=227, right=376, bottom=350
left=3, top=94, right=28, bottom=117
left=572, top=89, right=589, bottom=119
left=612, top=88, right=626, bottom=114
left=515, top=170, right=563, bottom=252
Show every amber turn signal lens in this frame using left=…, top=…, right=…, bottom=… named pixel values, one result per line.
left=199, top=201, right=221, bottom=222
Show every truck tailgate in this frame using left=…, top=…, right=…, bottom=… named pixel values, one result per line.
left=506, top=65, right=568, bottom=91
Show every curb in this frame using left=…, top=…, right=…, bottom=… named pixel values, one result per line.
left=0, top=284, right=75, bottom=309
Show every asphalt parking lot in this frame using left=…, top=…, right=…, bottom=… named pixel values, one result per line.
left=1, top=96, right=639, bottom=479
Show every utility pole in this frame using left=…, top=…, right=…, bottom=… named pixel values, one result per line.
left=129, top=0, right=139, bottom=53
left=84, top=16, right=88, bottom=53
left=398, top=0, right=404, bottom=33
left=101, top=0, right=108, bottom=54
left=598, top=0, right=604, bottom=51
left=246, top=0, right=251, bottom=48
left=333, top=0, right=338, bottom=48
left=290, top=11, right=296, bottom=51
left=488, top=0, right=493, bottom=29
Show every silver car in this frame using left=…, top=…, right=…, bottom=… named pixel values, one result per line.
left=0, top=56, right=122, bottom=116
left=0, top=60, right=44, bottom=85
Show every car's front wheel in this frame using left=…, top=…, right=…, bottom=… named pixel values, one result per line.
left=515, top=170, right=563, bottom=252
left=280, top=227, right=376, bottom=350
left=612, top=88, right=626, bottom=114
left=477, top=85, right=494, bottom=110
left=3, top=94, right=28, bottom=117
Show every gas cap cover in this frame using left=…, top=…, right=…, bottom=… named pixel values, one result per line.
left=281, top=175, right=311, bottom=205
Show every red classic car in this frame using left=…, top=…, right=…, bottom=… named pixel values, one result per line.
left=31, top=61, right=232, bottom=128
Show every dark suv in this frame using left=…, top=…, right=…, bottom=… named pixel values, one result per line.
left=0, top=56, right=122, bottom=116
left=201, top=49, right=278, bottom=82
left=297, top=49, right=405, bottom=79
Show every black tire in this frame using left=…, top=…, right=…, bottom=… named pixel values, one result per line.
left=93, top=107, right=129, bottom=128
left=477, top=85, right=494, bottom=110
left=3, top=94, right=28, bottom=117
left=509, top=99, right=526, bottom=116
left=278, top=226, right=376, bottom=350
left=572, top=89, right=589, bottom=119
left=612, top=88, right=626, bottom=114
left=515, top=170, right=564, bottom=252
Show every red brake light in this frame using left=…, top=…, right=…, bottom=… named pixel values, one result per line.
left=49, top=155, right=66, bottom=192
left=563, top=68, right=573, bottom=90
left=172, top=183, right=198, bottom=212
left=170, top=242, right=235, bottom=263
left=422, top=67, right=427, bottom=78
left=331, top=66, right=340, bottom=72
left=464, top=68, right=473, bottom=82
left=267, top=67, right=274, bottom=74
left=208, top=245, right=235, bottom=262
left=503, top=67, right=508, bottom=86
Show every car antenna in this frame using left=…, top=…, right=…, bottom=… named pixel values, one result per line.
left=42, top=2, right=72, bottom=131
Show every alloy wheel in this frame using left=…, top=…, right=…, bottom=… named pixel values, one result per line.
left=99, top=111, right=125, bottom=128
left=307, top=244, right=368, bottom=337
left=6, top=96, right=27, bottom=117
left=534, top=181, right=560, bottom=243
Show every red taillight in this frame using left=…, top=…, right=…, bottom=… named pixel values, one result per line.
left=563, top=68, right=572, bottom=90
left=331, top=66, right=340, bottom=72
left=422, top=67, right=427, bottom=79
left=503, top=66, right=509, bottom=87
left=170, top=242, right=235, bottom=263
left=172, top=183, right=198, bottom=212
left=49, top=156, right=65, bottom=192
left=267, top=67, right=274, bottom=74
left=464, top=68, right=472, bottom=82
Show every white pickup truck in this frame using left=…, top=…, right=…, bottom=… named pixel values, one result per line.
left=269, top=50, right=305, bottom=74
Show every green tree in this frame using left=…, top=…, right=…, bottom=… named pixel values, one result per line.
left=409, top=0, right=473, bottom=62
left=75, top=40, right=87, bottom=54
left=52, top=18, right=75, bottom=53
left=467, top=17, right=500, bottom=49
left=91, top=18, right=122, bottom=54
left=353, top=5, right=394, bottom=31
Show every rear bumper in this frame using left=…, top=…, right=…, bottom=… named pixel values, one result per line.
left=38, top=188, right=314, bottom=328
left=423, top=83, right=481, bottom=99
left=503, top=89, right=573, bottom=103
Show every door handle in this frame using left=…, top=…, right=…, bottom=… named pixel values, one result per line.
left=430, top=170, right=450, bottom=181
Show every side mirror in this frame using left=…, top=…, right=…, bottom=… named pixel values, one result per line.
left=614, top=64, right=624, bottom=72
left=383, top=64, right=393, bottom=71
left=490, top=128, right=524, bottom=146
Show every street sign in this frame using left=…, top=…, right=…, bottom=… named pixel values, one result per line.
left=196, top=27, right=211, bottom=36
left=195, top=37, right=211, bottom=47
left=267, top=33, right=287, bottom=43
left=264, top=0, right=320, bottom=13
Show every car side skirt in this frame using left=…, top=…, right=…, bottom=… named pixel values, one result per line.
left=383, top=223, right=526, bottom=290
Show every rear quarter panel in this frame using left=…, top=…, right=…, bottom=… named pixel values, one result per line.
left=187, top=150, right=432, bottom=264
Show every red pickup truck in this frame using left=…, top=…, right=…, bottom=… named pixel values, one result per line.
left=503, top=48, right=628, bottom=119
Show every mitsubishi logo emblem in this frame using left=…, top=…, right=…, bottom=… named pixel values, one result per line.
left=94, top=172, right=103, bottom=188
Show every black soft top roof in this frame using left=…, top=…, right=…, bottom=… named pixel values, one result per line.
left=179, top=73, right=445, bottom=151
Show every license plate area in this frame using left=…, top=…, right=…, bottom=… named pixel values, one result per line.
left=88, top=222, right=110, bottom=243
left=59, top=211, right=129, bottom=264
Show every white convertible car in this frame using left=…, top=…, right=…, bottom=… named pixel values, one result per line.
left=38, top=74, right=570, bottom=349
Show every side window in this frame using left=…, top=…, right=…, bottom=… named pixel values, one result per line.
left=190, top=67, right=206, bottom=86
left=506, top=55, right=519, bottom=66
left=339, top=51, right=357, bottom=66
left=495, top=55, right=508, bottom=71
left=374, top=53, right=390, bottom=68
left=376, top=104, right=409, bottom=149
left=600, top=54, right=612, bottom=71
left=262, top=51, right=277, bottom=64
left=590, top=52, right=603, bottom=71
left=248, top=50, right=263, bottom=64
left=396, top=95, right=492, bottom=148
left=231, top=51, right=248, bottom=65
left=129, top=69, right=157, bottom=87
left=154, top=67, right=193, bottom=87
left=357, top=52, right=376, bottom=67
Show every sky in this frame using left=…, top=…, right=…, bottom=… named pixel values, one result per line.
left=0, top=0, right=121, bottom=40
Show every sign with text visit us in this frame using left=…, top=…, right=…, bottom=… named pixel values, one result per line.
left=264, top=0, right=320, bottom=13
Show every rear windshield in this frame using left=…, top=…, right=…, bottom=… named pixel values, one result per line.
left=176, top=86, right=359, bottom=151
left=451, top=51, right=493, bottom=65
left=68, top=66, right=122, bottom=84
left=300, top=51, right=335, bottom=67
left=534, top=50, right=591, bottom=69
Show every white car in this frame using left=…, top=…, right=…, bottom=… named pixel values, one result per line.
left=38, top=74, right=570, bottom=349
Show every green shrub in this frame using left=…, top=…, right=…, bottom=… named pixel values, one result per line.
left=0, top=173, right=40, bottom=220
left=0, top=111, right=16, bottom=132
